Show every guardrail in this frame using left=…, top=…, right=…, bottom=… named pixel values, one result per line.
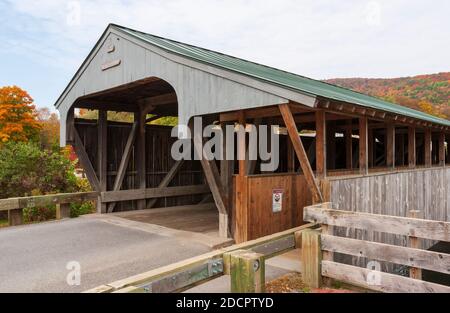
left=85, top=222, right=318, bottom=293
left=302, top=203, right=450, bottom=293
left=0, top=192, right=99, bottom=226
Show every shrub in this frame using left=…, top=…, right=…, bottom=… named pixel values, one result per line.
left=0, top=141, right=78, bottom=198
left=70, top=202, right=95, bottom=218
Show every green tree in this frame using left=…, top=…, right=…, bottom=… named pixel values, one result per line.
left=0, top=141, right=78, bottom=198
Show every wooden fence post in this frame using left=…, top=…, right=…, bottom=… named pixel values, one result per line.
left=230, top=250, right=265, bottom=293
left=301, top=228, right=322, bottom=288
left=408, top=210, right=423, bottom=280
left=56, top=203, right=71, bottom=220
left=8, top=208, right=23, bottom=226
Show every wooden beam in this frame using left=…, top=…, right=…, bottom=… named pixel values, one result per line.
left=408, top=126, right=416, bottom=168
left=191, top=120, right=227, bottom=215
left=101, top=185, right=210, bottom=203
left=220, top=123, right=234, bottom=213
left=219, top=105, right=309, bottom=122
left=97, top=110, right=108, bottom=213
left=321, top=234, right=450, bottom=275
left=345, top=120, right=353, bottom=169
left=235, top=111, right=248, bottom=242
left=73, top=126, right=101, bottom=191
left=279, top=104, right=323, bottom=203
left=230, top=250, right=265, bottom=293
left=108, top=122, right=138, bottom=213
left=439, top=132, right=446, bottom=166
left=359, top=117, right=368, bottom=175
left=424, top=128, right=432, bottom=167
left=304, top=205, right=450, bottom=242
left=315, top=110, right=326, bottom=178
left=322, top=261, right=450, bottom=293
left=237, top=111, right=246, bottom=176
left=135, top=109, right=146, bottom=210
left=301, top=229, right=322, bottom=288
left=386, top=123, right=395, bottom=169
left=138, top=92, right=177, bottom=108
left=147, top=160, right=184, bottom=209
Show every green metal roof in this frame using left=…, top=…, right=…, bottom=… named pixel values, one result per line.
left=113, top=24, right=450, bottom=127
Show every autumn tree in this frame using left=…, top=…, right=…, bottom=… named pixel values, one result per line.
left=36, top=107, right=60, bottom=149
left=0, top=86, right=41, bottom=144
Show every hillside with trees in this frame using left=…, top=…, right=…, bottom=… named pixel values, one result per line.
left=325, top=72, right=449, bottom=119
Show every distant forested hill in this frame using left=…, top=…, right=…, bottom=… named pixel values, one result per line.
left=324, top=72, right=449, bottom=119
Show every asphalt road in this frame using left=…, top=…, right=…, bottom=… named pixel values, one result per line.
left=0, top=217, right=211, bottom=292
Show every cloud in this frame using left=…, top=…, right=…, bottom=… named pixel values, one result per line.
left=1, top=0, right=449, bottom=103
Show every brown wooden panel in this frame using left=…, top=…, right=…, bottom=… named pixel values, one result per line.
left=234, top=174, right=313, bottom=242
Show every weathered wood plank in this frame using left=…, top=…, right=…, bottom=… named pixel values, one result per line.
left=386, top=123, right=395, bottom=169
left=191, top=119, right=227, bottom=215
left=322, top=260, right=450, bottom=293
left=321, top=234, right=450, bottom=275
left=73, top=127, right=101, bottom=191
left=108, top=121, right=138, bottom=213
left=359, top=117, right=368, bottom=175
left=97, top=110, right=108, bottom=214
left=88, top=223, right=316, bottom=292
left=301, top=229, right=322, bottom=288
left=230, top=250, right=265, bottom=293
left=101, top=185, right=210, bottom=203
left=147, top=160, right=185, bottom=209
left=0, top=192, right=98, bottom=211
left=304, top=205, right=450, bottom=242
left=315, top=110, right=326, bottom=178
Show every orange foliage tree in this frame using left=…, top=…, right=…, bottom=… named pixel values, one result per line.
left=0, top=86, right=41, bottom=144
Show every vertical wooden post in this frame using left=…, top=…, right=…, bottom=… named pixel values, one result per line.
left=235, top=111, right=248, bottom=242
left=135, top=109, right=146, bottom=210
left=408, top=126, right=416, bottom=168
left=398, top=132, right=405, bottom=166
left=8, top=209, right=23, bottom=226
left=97, top=110, right=108, bottom=214
left=438, top=132, right=446, bottom=166
left=359, top=117, right=368, bottom=175
left=56, top=203, right=71, bottom=219
left=220, top=123, right=233, bottom=238
left=326, top=121, right=336, bottom=170
left=315, top=110, right=326, bottom=178
left=424, top=129, right=432, bottom=167
left=230, top=250, right=265, bottom=293
left=386, top=123, right=395, bottom=169
left=345, top=120, right=353, bottom=170
left=408, top=210, right=423, bottom=280
left=368, top=129, right=374, bottom=167
left=191, top=118, right=228, bottom=238
left=301, top=228, right=322, bottom=288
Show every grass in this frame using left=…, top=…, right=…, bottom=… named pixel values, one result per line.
left=0, top=219, right=8, bottom=228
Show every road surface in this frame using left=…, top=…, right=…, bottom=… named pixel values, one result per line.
left=0, top=216, right=211, bottom=292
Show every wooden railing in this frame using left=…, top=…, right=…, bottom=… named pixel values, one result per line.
left=302, top=203, right=450, bottom=293
left=0, top=192, right=99, bottom=226
left=85, top=223, right=318, bottom=293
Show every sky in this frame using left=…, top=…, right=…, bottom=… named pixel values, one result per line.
left=0, top=0, right=449, bottom=111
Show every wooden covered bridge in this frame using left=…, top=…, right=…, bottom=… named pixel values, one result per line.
left=55, top=24, right=450, bottom=244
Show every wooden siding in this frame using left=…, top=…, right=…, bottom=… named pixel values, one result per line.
left=75, top=119, right=206, bottom=211
left=234, top=173, right=312, bottom=242
left=326, top=167, right=450, bottom=272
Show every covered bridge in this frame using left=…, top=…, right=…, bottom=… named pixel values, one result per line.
left=55, top=24, right=450, bottom=243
